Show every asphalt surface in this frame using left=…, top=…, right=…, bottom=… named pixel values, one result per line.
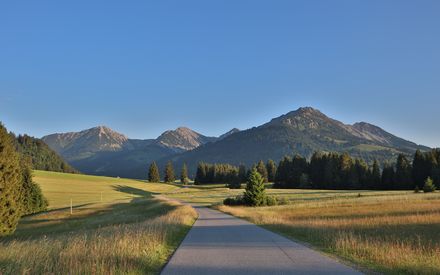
left=161, top=206, right=361, bottom=275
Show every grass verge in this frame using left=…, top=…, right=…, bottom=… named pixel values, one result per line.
left=217, top=192, right=440, bottom=274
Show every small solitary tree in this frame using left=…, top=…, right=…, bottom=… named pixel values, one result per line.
left=164, top=161, right=175, bottom=183
left=423, top=177, right=436, bottom=193
left=148, top=162, right=160, bottom=182
left=243, top=168, right=267, bottom=206
left=180, top=163, right=189, bottom=184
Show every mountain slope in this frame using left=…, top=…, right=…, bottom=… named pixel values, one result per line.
left=155, top=127, right=217, bottom=152
left=42, top=126, right=132, bottom=161
left=162, top=107, right=429, bottom=173
left=42, top=126, right=222, bottom=178
left=12, top=134, right=77, bottom=173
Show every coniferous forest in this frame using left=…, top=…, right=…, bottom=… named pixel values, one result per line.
left=194, top=149, right=440, bottom=190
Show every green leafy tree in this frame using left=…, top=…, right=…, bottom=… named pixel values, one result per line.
left=164, top=161, right=175, bottom=183
left=0, top=123, right=23, bottom=236
left=148, top=162, right=160, bottom=182
left=243, top=168, right=267, bottom=206
left=256, top=160, right=268, bottom=183
left=423, top=177, right=436, bottom=193
left=266, top=159, right=277, bottom=182
left=180, top=163, right=189, bottom=184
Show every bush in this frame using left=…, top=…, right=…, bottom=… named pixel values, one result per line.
left=227, top=181, right=241, bottom=189
left=264, top=196, right=278, bottom=206
left=223, top=195, right=245, bottom=206
left=423, top=177, right=436, bottom=193
left=414, top=186, right=420, bottom=193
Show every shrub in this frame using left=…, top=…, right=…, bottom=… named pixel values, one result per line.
left=223, top=195, right=245, bottom=206
left=414, top=186, right=420, bottom=193
left=264, top=196, right=278, bottom=206
left=423, top=177, right=436, bottom=193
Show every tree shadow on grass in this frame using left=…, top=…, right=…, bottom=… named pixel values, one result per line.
left=2, top=195, right=177, bottom=242
left=113, top=185, right=153, bottom=197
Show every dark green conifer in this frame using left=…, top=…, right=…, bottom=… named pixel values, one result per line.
left=148, top=161, right=160, bottom=182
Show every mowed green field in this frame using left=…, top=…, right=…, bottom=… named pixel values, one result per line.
left=34, top=170, right=179, bottom=209
left=0, top=171, right=196, bottom=275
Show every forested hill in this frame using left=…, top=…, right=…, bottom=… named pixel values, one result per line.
left=12, top=134, right=78, bottom=173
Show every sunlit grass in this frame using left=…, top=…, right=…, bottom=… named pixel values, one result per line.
left=33, top=170, right=179, bottom=209
left=217, top=192, right=440, bottom=274
left=0, top=171, right=196, bottom=274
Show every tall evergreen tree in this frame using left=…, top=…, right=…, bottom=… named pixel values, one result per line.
left=0, top=123, right=23, bottom=236
left=180, top=163, right=189, bottom=184
left=395, top=154, right=413, bottom=189
left=148, top=161, right=160, bottom=182
left=243, top=168, right=267, bottom=206
left=19, top=157, right=48, bottom=215
left=256, top=160, right=268, bottom=183
left=238, top=164, right=247, bottom=183
left=381, top=162, right=395, bottom=190
left=164, top=161, right=175, bottom=183
left=412, top=150, right=428, bottom=187
left=266, top=159, right=277, bottom=182
left=371, top=160, right=381, bottom=189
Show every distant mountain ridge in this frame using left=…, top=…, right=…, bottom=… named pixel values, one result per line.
left=42, top=107, right=429, bottom=178
left=42, top=126, right=237, bottom=178
left=162, top=107, right=429, bottom=174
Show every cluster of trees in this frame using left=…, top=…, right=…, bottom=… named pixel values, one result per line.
left=148, top=161, right=189, bottom=184
left=193, top=160, right=278, bottom=186
left=275, top=150, right=440, bottom=190
left=192, top=149, right=440, bottom=191
left=0, top=123, right=48, bottom=236
left=12, top=134, right=77, bottom=174
left=194, top=163, right=246, bottom=185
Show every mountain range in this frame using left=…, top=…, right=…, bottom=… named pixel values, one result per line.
left=42, top=107, right=429, bottom=178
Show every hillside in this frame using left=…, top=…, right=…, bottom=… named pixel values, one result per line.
left=12, top=134, right=77, bottom=173
left=155, top=127, right=217, bottom=152
left=42, top=126, right=236, bottom=178
left=42, top=107, right=429, bottom=178
left=163, top=107, right=429, bottom=173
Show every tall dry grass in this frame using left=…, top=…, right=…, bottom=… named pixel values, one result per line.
left=0, top=202, right=197, bottom=274
left=218, top=193, right=440, bottom=274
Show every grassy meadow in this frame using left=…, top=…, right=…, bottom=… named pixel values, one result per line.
left=0, top=171, right=196, bottom=274
left=166, top=184, right=440, bottom=274
left=217, top=191, right=440, bottom=274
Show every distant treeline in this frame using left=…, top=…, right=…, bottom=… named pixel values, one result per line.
left=12, top=134, right=78, bottom=174
left=193, top=149, right=440, bottom=190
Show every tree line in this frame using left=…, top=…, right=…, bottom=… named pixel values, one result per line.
left=274, top=150, right=439, bottom=190
left=0, top=123, right=48, bottom=236
left=11, top=133, right=78, bottom=174
left=157, top=149, right=439, bottom=191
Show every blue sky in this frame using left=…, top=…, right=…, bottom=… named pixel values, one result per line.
left=0, top=1, right=439, bottom=147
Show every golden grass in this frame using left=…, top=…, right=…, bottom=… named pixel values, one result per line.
left=218, top=192, right=440, bottom=274
left=0, top=198, right=197, bottom=274
left=0, top=171, right=197, bottom=274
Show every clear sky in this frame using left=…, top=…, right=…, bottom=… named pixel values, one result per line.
left=0, top=1, right=439, bottom=147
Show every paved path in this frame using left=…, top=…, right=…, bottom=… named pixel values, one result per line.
left=161, top=206, right=361, bottom=275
